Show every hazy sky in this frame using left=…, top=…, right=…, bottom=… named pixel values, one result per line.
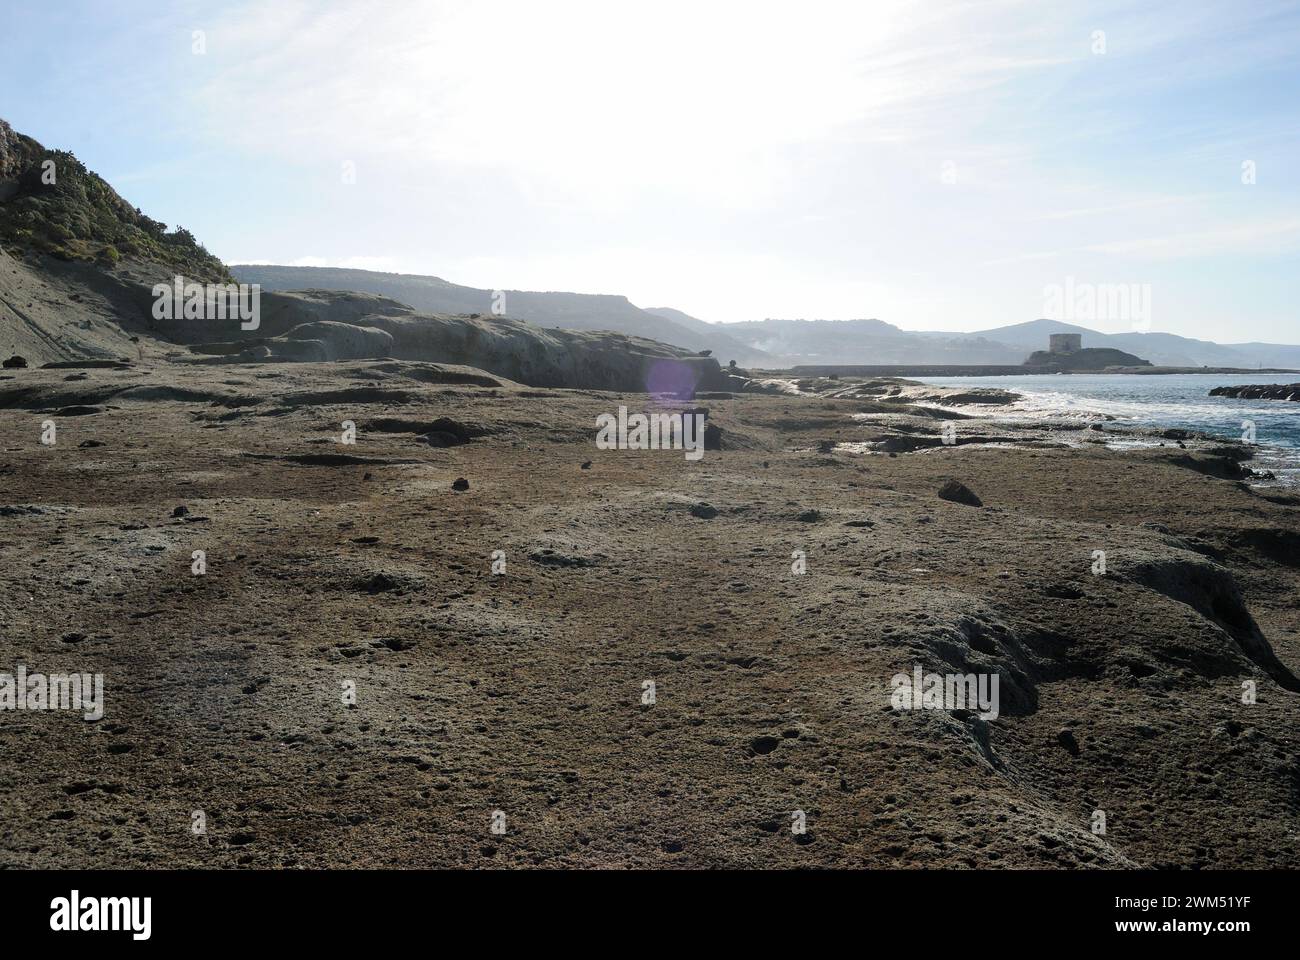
left=3, top=0, right=1299, bottom=341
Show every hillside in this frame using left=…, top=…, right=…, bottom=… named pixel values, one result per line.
left=643, top=306, right=718, bottom=335
left=230, top=265, right=771, bottom=366
left=0, top=117, right=237, bottom=364
left=0, top=244, right=153, bottom=364
left=0, top=119, right=228, bottom=284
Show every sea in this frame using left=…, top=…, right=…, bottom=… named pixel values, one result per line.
left=918, top=373, right=1300, bottom=485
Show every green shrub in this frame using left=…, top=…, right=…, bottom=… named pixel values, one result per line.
left=0, top=135, right=230, bottom=282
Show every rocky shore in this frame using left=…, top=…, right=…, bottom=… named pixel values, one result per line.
left=3, top=362, right=1299, bottom=868
left=1210, top=383, right=1300, bottom=401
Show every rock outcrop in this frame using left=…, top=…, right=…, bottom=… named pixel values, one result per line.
left=938, top=479, right=983, bottom=507
left=1023, top=346, right=1152, bottom=370
left=186, top=290, right=728, bottom=393
left=1210, top=383, right=1300, bottom=401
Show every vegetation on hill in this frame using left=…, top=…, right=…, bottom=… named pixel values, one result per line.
left=0, top=119, right=229, bottom=283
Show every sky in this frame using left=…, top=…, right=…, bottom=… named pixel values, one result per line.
left=2, top=0, right=1299, bottom=342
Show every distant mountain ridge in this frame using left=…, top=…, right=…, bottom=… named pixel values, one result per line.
left=228, top=267, right=1298, bottom=370
left=6, top=117, right=1291, bottom=372
left=718, top=316, right=1300, bottom=369
left=961, top=319, right=1300, bottom=370
left=230, top=265, right=772, bottom=366
left=721, top=317, right=1025, bottom=365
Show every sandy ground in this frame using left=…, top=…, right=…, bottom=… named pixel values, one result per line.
left=2, top=360, right=1299, bottom=868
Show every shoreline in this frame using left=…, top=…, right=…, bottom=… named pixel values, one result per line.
left=780, top=365, right=1300, bottom=378
left=877, top=379, right=1299, bottom=488
left=733, top=369, right=1300, bottom=481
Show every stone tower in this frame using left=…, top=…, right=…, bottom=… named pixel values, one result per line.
left=1049, top=333, right=1082, bottom=355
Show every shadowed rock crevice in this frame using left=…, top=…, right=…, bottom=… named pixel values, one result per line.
left=1121, top=554, right=1300, bottom=692
left=242, top=452, right=418, bottom=467
left=359, top=416, right=493, bottom=447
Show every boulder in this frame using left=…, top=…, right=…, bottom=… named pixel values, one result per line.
left=938, top=479, right=983, bottom=507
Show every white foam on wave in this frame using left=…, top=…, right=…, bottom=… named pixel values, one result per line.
left=1008, top=388, right=1285, bottom=424
left=917, top=382, right=1300, bottom=487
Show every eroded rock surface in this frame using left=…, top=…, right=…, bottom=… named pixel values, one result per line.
left=3, top=360, right=1299, bottom=868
